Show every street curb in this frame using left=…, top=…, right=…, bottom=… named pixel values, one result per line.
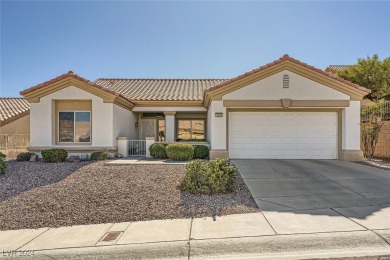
left=2, top=230, right=390, bottom=259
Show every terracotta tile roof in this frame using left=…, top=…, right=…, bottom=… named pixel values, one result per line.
left=19, top=55, right=369, bottom=107
left=0, top=98, right=30, bottom=123
left=206, top=55, right=370, bottom=94
left=20, top=71, right=135, bottom=104
left=325, top=65, right=351, bottom=73
left=94, top=79, right=227, bottom=101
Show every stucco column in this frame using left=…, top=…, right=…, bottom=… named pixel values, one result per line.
left=207, top=101, right=229, bottom=159
left=164, top=111, right=176, bottom=142
left=340, top=101, right=364, bottom=161
left=117, top=137, right=128, bottom=157
left=145, top=137, right=155, bottom=158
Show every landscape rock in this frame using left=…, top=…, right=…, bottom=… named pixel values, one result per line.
left=29, top=154, right=38, bottom=162
left=0, top=162, right=258, bottom=230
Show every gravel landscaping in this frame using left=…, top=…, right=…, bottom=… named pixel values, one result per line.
left=0, top=161, right=258, bottom=230
left=357, top=158, right=390, bottom=171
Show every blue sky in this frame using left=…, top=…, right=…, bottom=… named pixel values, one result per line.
left=1, top=1, right=389, bottom=97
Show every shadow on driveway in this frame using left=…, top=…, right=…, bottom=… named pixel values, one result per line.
left=233, top=159, right=390, bottom=228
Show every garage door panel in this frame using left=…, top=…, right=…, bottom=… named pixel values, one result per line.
left=230, top=137, right=253, bottom=144
left=229, top=112, right=338, bottom=159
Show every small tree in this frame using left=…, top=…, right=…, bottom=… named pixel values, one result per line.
left=337, top=55, right=390, bottom=101
left=361, top=103, right=383, bottom=160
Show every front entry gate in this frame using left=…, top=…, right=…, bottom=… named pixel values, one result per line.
left=128, top=140, right=146, bottom=156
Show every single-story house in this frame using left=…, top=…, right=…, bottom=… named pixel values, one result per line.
left=0, top=98, right=30, bottom=135
left=0, top=98, right=30, bottom=149
left=19, top=55, right=370, bottom=160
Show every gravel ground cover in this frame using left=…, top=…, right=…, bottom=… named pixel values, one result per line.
left=0, top=161, right=258, bottom=230
left=357, top=158, right=390, bottom=171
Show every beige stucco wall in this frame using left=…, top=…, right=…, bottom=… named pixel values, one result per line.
left=113, top=104, right=138, bottom=142
left=207, top=100, right=226, bottom=150
left=223, top=70, right=350, bottom=101
left=30, top=86, right=126, bottom=149
left=0, top=114, right=30, bottom=135
left=342, top=101, right=361, bottom=151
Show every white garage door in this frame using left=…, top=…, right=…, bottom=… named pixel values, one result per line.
left=229, top=112, right=338, bottom=159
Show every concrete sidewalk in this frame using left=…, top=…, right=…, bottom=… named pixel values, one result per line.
left=1, top=210, right=390, bottom=259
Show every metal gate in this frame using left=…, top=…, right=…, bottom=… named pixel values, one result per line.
left=128, top=140, right=146, bottom=156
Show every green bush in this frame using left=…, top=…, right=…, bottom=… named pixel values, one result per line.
left=166, top=144, right=194, bottom=161
left=181, top=158, right=237, bottom=195
left=193, top=145, right=209, bottom=159
left=16, top=152, right=33, bottom=162
left=90, top=151, right=109, bottom=161
left=41, top=149, right=68, bottom=163
left=0, top=152, right=7, bottom=174
left=149, top=143, right=168, bottom=159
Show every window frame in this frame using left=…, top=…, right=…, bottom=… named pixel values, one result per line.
left=58, top=110, right=92, bottom=144
left=176, top=119, right=206, bottom=141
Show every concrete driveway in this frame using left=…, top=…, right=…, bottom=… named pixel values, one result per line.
left=233, top=160, right=390, bottom=213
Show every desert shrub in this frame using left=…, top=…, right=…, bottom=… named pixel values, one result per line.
left=0, top=152, right=6, bottom=174
left=41, top=149, right=68, bottom=163
left=166, top=144, right=194, bottom=161
left=90, top=151, right=109, bottom=161
left=16, top=152, right=33, bottom=162
left=181, top=158, right=237, bottom=194
left=149, top=143, right=168, bottom=159
left=193, top=145, right=209, bottom=159
left=361, top=103, right=384, bottom=159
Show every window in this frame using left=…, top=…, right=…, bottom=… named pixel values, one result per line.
left=59, top=111, right=91, bottom=143
left=177, top=120, right=205, bottom=140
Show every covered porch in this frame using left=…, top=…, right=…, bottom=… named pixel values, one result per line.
left=118, top=109, right=209, bottom=157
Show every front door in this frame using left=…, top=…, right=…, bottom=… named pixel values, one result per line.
left=140, top=119, right=156, bottom=140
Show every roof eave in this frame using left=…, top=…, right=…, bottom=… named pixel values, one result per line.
left=203, top=55, right=370, bottom=108
left=20, top=72, right=135, bottom=110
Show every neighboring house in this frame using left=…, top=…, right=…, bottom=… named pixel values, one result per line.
left=0, top=98, right=30, bottom=135
left=325, top=65, right=351, bottom=74
left=0, top=98, right=30, bottom=149
left=19, top=55, right=370, bottom=160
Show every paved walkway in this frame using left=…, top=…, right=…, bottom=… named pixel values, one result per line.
left=1, top=210, right=390, bottom=259
left=106, top=157, right=188, bottom=165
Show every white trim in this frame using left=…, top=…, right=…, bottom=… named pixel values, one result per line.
left=58, top=110, right=91, bottom=144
